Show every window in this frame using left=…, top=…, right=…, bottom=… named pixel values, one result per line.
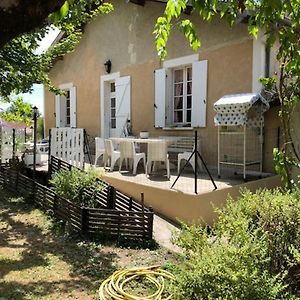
left=154, top=55, right=208, bottom=129
left=173, top=66, right=192, bottom=126
left=55, top=84, right=76, bottom=128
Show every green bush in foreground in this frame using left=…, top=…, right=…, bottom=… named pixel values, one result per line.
left=170, top=189, right=300, bottom=300
left=50, top=168, right=105, bottom=208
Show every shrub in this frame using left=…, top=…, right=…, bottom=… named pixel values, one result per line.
left=170, top=189, right=300, bottom=300
left=50, top=168, right=105, bottom=208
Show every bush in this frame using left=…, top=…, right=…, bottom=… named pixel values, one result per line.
left=170, top=189, right=300, bottom=300
left=50, top=168, right=105, bottom=208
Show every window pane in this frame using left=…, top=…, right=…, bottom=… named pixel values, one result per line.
left=174, top=83, right=183, bottom=96
left=66, top=108, right=70, bottom=115
left=174, top=69, right=183, bottom=83
left=186, top=109, right=191, bottom=123
left=111, top=98, right=116, bottom=107
left=111, top=119, right=116, bottom=129
left=187, top=67, right=192, bottom=81
left=174, top=97, right=183, bottom=109
left=174, top=111, right=183, bottom=123
left=187, top=95, right=192, bottom=109
left=66, top=90, right=70, bottom=99
left=187, top=82, right=192, bottom=95
left=66, top=116, right=70, bottom=126
left=111, top=108, right=116, bottom=118
left=110, top=82, right=115, bottom=92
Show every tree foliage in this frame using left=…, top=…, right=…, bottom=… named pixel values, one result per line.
left=0, top=0, right=113, bottom=99
left=155, top=0, right=300, bottom=189
left=0, top=97, right=33, bottom=126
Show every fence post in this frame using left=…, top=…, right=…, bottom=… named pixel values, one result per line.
left=107, top=186, right=116, bottom=209
left=53, top=194, right=58, bottom=213
left=129, top=197, right=133, bottom=211
left=148, top=206, right=154, bottom=239
left=15, top=171, right=19, bottom=192
left=81, top=207, right=88, bottom=235
left=141, top=193, right=145, bottom=238
left=31, top=180, right=36, bottom=204
left=12, top=129, right=16, bottom=159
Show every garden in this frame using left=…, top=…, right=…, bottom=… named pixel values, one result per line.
left=1, top=166, right=299, bottom=299
left=1, top=0, right=300, bottom=299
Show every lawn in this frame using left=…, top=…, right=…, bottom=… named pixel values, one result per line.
left=0, top=188, right=178, bottom=299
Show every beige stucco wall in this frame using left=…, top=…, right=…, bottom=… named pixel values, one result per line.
left=45, top=0, right=250, bottom=133
left=104, top=174, right=281, bottom=225
left=44, top=0, right=279, bottom=172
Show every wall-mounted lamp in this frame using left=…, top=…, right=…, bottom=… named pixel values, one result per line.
left=104, top=59, right=112, bottom=74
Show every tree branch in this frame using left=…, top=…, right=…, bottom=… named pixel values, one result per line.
left=0, top=0, right=65, bottom=48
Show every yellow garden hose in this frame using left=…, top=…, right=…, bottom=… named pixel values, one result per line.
left=99, top=265, right=175, bottom=300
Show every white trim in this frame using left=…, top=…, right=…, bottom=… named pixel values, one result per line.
left=59, top=82, right=74, bottom=89
left=163, top=54, right=199, bottom=69
left=162, top=127, right=194, bottom=131
left=252, top=31, right=265, bottom=93
left=100, top=72, right=120, bottom=137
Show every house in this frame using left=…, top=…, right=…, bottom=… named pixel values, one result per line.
left=44, top=0, right=281, bottom=173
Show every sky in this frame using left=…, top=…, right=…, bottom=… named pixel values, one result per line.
left=1, top=26, right=60, bottom=116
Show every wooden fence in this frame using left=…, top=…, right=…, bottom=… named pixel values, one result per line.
left=0, top=160, right=153, bottom=240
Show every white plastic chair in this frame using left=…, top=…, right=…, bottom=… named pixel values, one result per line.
left=94, top=137, right=105, bottom=166
left=119, top=140, right=146, bottom=175
left=146, top=141, right=170, bottom=180
left=177, top=140, right=202, bottom=174
left=104, top=139, right=120, bottom=171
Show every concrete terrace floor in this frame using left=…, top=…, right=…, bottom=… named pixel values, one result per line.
left=101, top=166, right=248, bottom=195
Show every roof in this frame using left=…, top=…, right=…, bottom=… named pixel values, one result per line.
left=214, top=93, right=270, bottom=127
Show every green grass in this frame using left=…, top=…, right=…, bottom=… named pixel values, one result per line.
left=0, top=187, right=179, bottom=299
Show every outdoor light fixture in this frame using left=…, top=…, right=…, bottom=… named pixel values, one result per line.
left=32, top=106, right=38, bottom=181
left=104, top=59, right=112, bottom=74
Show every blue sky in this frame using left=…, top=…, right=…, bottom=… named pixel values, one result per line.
left=1, top=27, right=60, bottom=116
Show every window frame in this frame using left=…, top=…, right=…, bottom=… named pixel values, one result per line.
left=154, top=55, right=207, bottom=129
left=172, top=65, right=192, bottom=127
left=65, top=90, right=71, bottom=127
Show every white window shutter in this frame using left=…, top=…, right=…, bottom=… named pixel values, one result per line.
left=116, top=76, right=131, bottom=137
left=55, top=95, right=61, bottom=127
left=154, top=68, right=166, bottom=128
left=191, top=60, right=208, bottom=127
left=70, top=86, right=77, bottom=128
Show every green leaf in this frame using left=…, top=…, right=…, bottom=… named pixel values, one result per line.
left=60, top=1, right=70, bottom=19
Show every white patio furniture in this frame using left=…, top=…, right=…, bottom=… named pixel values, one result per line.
left=104, top=139, right=120, bottom=171
left=146, top=141, right=170, bottom=180
left=119, top=140, right=146, bottom=175
left=94, top=137, right=105, bottom=166
left=177, top=140, right=202, bottom=174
